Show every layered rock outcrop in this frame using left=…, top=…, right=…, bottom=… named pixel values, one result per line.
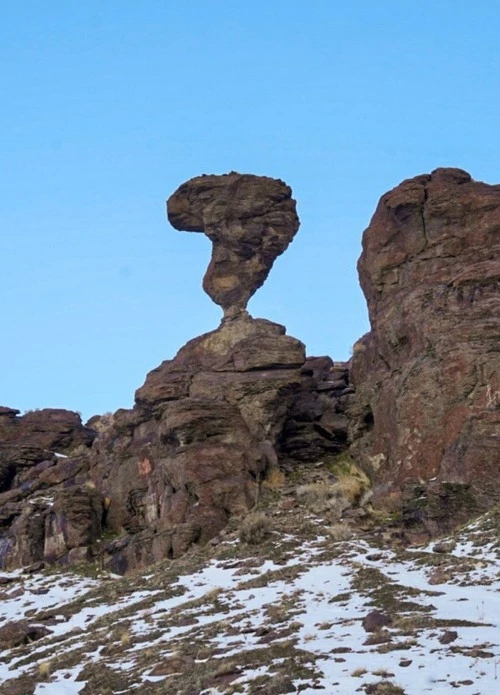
left=0, top=174, right=350, bottom=573
left=88, top=322, right=351, bottom=573
left=0, top=408, right=98, bottom=568
left=167, top=173, right=300, bottom=317
left=2, top=167, right=498, bottom=571
left=349, top=168, right=500, bottom=532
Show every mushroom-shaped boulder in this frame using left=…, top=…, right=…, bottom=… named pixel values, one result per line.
left=167, top=173, right=300, bottom=317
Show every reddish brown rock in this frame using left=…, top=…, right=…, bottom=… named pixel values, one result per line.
left=0, top=408, right=95, bottom=456
left=0, top=620, right=50, bottom=648
left=439, top=630, right=458, bottom=644
left=167, top=173, right=300, bottom=317
left=1, top=314, right=344, bottom=574
left=349, top=168, right=500, bottom=531
left=86, top=312, right=351, bottom=573
left=0, top=173, right=352, bottom=574
left=89, top=315, right=305, bottom=571
left=0, top=409, right=97, bottom=570
left=362, top=610, right=393, bottom=632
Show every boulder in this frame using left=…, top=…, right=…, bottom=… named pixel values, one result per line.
left=167, top=173, right=300, bottom=317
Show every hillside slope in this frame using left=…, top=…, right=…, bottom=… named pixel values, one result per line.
left=1, top=489, right=499, bottom=695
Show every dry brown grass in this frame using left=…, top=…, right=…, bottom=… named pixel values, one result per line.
left=296, top=483, right=328, bottom=504
left=368, top=682, right=406, bottom=695
left=239, top=513, right=272, bottom=545
left=295, top=483, right=343, bottom=515
left=120, top=630, right=131, bottom=647
left=327, top=522, right=353, bottom=542
left=333, top=463, right=371, bottom=503
left=38, top=661, right=51, bottom=679
left=373, top=668, right=395, bottom=677
left=295, top=474, right=368, bottom=517
left=263, top=467, right=286, bottom=489
left=333, top=476, right=363, bottom=503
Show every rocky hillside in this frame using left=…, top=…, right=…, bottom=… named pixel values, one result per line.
left=1, top=481, right=499, bottom=694
left=0, top=168, right=498, bottom=577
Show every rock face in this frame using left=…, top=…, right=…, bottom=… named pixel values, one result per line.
left=4, top=167, right=497, bottom=572
left=88, top=315, right=349, bottom=573
left=349, top=168, right=500, bottom=532
left=167, top=173, right=300, bottom=317
left=0, top=408, right=98, bottom=569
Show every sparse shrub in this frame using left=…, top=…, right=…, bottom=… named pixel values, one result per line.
left=373, top=668, right=395, bottom=677
left=87, top=412, right=115, bottom=433
left=295, top=482, right=346, bottom=516
left=259, top=673, right=296, bottom=694
left=327, top=522, right=353, bottom=542
left=203, top=587, right=223, bottom=601
left=214, top=659, right=238, bottom=676
left=239, top=513, right=272, bottom=545
left=334, top=460, right=371, bottom=503
left=68, top=443, right=91, bottom=457
left=303, top=632, right=317, bottom=641
left=38, top=661, right=51, bottom=679
left=296, top=483, right=328, bottom=504
left=120, top=630, right=131, bottom=646
left=351, top=667, right=368, bottom=677
left=295, top=461, right=370, bottom=516
left=351, top=339, right=366, bottom=355
left=334, top=475, right=364, bottom=504
left=263, top=466, right=285, bottom=489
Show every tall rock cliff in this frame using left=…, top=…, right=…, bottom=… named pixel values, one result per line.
left=349, top=168, right=500, bottom=533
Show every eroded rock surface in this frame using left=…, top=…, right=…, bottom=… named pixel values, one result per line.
left=7, top=167, right=498, bottom=572
left=0, top=327, right=350, bottom=573
left=349, top=168, right=500, bottom=531
left=0, top=165, right=350, bottom=573
left=167, top=173, right=300, bottom=317
left=88, top=315, right=349, bottom=573
left=0, top=408, right=97, bottom=569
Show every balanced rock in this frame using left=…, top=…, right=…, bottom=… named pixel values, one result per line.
left=349, top=168, right=500, bottom=530
left=167, top=173, right=300, bottom=317
left=0, top=173, right=351, bottom=574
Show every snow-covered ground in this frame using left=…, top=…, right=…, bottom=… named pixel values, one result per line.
left=1, top=509, right=499, bottom=694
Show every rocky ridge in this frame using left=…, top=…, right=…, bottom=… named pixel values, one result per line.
left=0, top=168, right=499, bottom=575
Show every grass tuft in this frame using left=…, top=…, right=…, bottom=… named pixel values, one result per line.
left=239, top=512, right=272, bottom=545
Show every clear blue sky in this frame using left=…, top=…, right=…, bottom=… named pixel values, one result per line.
left=2, top=1, right=499, bottom=421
